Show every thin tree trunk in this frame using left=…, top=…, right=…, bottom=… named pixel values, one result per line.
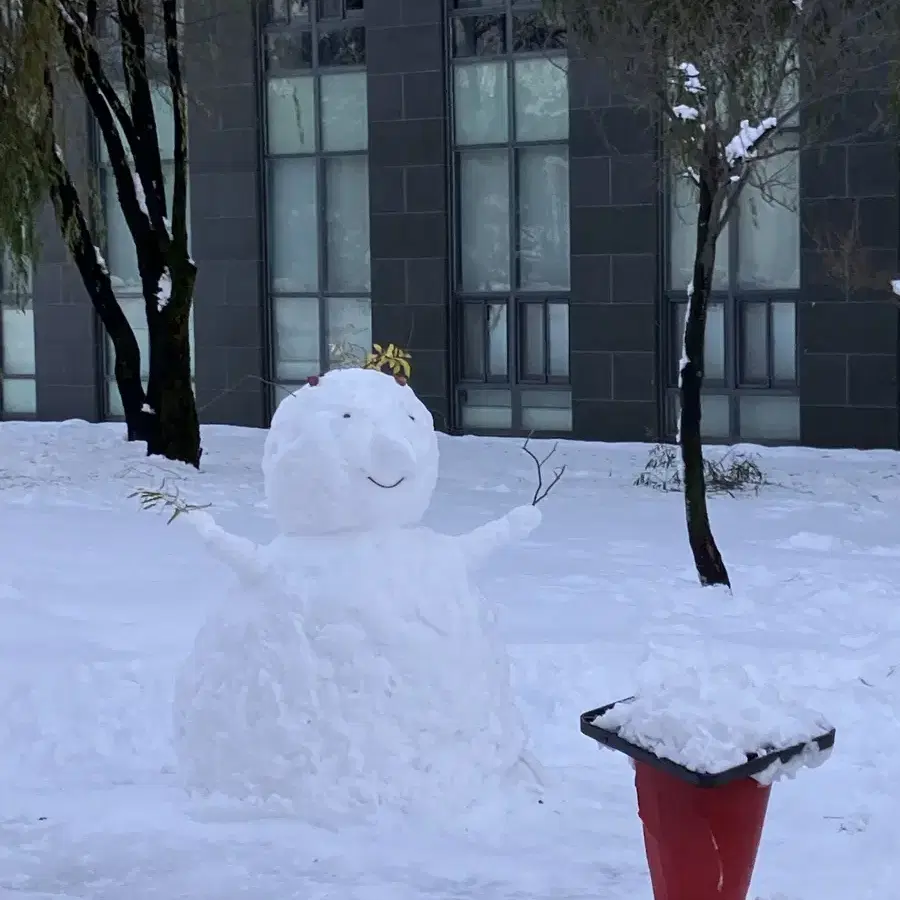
left=679, top=166, right=730, bottom=589
left=145, top=266, right=201, bottom=468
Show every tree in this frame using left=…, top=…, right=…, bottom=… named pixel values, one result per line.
left=0, top=0, right=201, bottom=466
left=548, top=0, right=898, bottom=587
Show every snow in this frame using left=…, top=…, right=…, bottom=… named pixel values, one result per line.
left=725, top=117, right=778, bottom=167
left=677, top=61, right=704, bottom=94
left=133, top=172, right=148, bottom=216
left=593, top=653, right=833, bottom=777
left=94, top=246, right=109, bottom=275
left=156, top=268, right=172, bottom=311
left=174, top=368, right=538, bottom=820
left=2, top=420, right=900, bottom=898
left=672, top=104, right=699, bottom=121
left=891, top=277, right=900, bottom=296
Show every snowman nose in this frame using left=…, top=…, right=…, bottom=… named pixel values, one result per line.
left=369, top=431, right=416, bottom=477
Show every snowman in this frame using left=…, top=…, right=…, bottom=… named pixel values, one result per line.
left=172, top=366, right=543, bottom=819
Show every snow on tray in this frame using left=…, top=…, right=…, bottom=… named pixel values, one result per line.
left=594, top=654, right=834, bottom=784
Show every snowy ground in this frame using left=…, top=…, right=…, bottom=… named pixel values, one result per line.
left=1, top=419, right=899, bottom=899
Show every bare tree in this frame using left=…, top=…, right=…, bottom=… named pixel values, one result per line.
left=548, top=0, right=898, bottom=587
left=0, top=0, right=206, bottom=466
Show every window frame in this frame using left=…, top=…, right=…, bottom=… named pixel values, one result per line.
left=447, top=0, right=573, bottom=437
left=261, top=0, right=371, bottom=411
left=663, top=114, right=801, bottom=445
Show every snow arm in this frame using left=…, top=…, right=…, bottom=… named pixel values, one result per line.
left=184, top=510, right=268, bottom=585
left=454, top=504, right=542, bottom=570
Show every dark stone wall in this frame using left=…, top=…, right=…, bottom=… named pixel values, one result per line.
left=567, top=59, right=660, bottom=442
left=799, top=89, right=900, bottom=449
left=184, top=0, right=268, bottom=428
left=366, top=0, right=451, bottom=431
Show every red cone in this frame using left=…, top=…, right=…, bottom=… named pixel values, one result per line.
left=635, top=761, right=772, bottom=900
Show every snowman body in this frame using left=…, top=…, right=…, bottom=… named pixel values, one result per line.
left=172, top=367, right=540, bottom=815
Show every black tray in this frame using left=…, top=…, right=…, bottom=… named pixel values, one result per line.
left=581, top=698, right=836, bottom=788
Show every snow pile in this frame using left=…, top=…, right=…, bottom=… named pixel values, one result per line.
left=594, top=649, right=833, bottom=781
left=173, top=368, right=538, bottom=820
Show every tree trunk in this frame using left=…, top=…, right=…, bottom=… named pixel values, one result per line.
left=680, top=168, right=731, bottom=589
left=144, top=264, right=201, bottom=468
left=45, top=137, right=156, bottom=444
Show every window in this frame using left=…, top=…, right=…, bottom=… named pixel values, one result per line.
left=450, top=1, right=571, bottom=434
left=98, top=83, right=195, bottom=418
left=264, top=0, right=370, bottom=401
left=0, top=252, right=36, bottom=418
left=667, top=118, right=800, bottom=443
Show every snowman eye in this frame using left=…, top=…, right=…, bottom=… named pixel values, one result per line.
left=343, top=413, right=351, bottom=419
left=408, top=415, right=415, bottom=421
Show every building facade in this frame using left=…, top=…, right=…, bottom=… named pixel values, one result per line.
left=2, top=0, right=898, bottom=448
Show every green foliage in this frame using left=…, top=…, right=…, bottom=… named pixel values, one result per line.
left=634, top=443, right=765, bottom=496
left=0, top=1, right=59, bottom=287
left=128, top=479, right=210, bottom=523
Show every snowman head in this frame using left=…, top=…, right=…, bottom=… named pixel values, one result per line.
left=262, top=368, right=439, bottom=535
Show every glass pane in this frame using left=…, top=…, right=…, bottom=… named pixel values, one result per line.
left=320, top=71, right=368, bottom=152
left=317, top=26, right=366, bottom=66
left=325, top=155, right=370, bottom=292
left=512, top=12, right=567, bottom=52
left=99, top=84, right=176, bottom=163
left=327, top=297, right=371, bottom=368
left=104, top=171, right=141, bottom=293
left=107, top=381, right=125, bottom=418
left=269, top=157, right=318, bottom=293
left=737, top=139, right=800, bottom=289
left=487, top=302, right=508, bottom=377
left=522, top=303, right=544, bottom=378
left=452, top=15, right=506, bottom=57
left=462, top=304, right=485, bottom=379
left=514, top=57, right=568, bottom=142
left=454, top=61, right=508, bottom=146
left=1, top=303, right=35, bottom=375
left=700, top=394, right=731, bottom=440
left=267, top=76, right=316, bottom=155
left=274, top=296, right=320, bottom=381
left=2, top=377, right=36, bottom=415
left=518, top=147, right=570, bottom=290
left=521, top=390, right=572, bottom=431
left=669, top=172, right=729, bottom=292
left=105, top=295, right=195, bottom=382
left=739, top=395, right=799, bottom=442
left=672, top=303, right=725, bottom=382
left=672, top=392, right=731, bottom=440
left=741, top=303, right=768, bottom=382
left=318, top=0, right=340, bottom=15
left=548, top=303, right=569, bottom=377
left=266, top=30, right=313, bottom=72
left=772, top=302, right=796, bottom=382
left=459, top=150, right=510, bottom=291
left=461, top=388, right=512, bottom=429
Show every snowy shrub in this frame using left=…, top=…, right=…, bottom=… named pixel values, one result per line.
left=634, top=444, right=765, bottom=496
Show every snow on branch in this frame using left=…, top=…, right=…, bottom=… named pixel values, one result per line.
left=725, top=117, right=778, bottom=168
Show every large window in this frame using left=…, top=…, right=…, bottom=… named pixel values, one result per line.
left=0, top=253, right=36, bottom=418
left=99, top=84, right=195, bottom=419
left=667, top=100, right=801, bottom=443
left=264, top=0, right=371, bottom=397
left=450, top=1, right=571, bottom=434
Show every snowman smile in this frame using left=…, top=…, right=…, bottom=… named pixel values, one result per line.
left=367, top=475, right=405, bottom=489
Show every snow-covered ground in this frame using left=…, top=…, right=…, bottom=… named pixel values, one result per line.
left=1, top=419, right=898, bottom=899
